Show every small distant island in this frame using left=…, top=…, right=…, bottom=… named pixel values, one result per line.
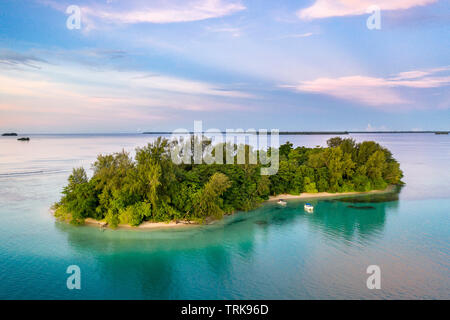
left=53, top=137, right=404, bottom=229
left=1, top=133, right=31, bottom=141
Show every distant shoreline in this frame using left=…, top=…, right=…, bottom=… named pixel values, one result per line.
left=62, top=185, right=397, bottom=231
left=2, top=131, right=448, bottom=136
left=142, top=131, right=449, bottom=135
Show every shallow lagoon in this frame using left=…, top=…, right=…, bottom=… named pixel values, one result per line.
left=0, top=133, right=448, bottom=299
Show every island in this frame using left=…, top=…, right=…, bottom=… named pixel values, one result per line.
left=2, top=133, right=18, bottom=136
left=53, top=137, right=404, bottom=229
left=17, top=137, right=30, bottom=141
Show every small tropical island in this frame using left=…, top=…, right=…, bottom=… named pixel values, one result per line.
left=53, top=137, right=403, bottom=229
left=2, top=133, right=18, bottom=136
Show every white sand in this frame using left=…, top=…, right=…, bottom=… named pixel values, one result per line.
left=268, top=185, right=395, bottom=202
left=84, top=218, right=198, bottom=230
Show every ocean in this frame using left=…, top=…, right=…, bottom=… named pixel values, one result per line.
left=0, top=133, right=448, bottom=299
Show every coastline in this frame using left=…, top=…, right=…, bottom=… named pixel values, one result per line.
left=267, top=185, right=396, bottom=202
left=57, top=185, right=397, bottom=231
left=83, top=218, right=198, bottom=230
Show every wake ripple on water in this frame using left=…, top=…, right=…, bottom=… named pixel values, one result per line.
left=0, top=169, right=70, bottom=178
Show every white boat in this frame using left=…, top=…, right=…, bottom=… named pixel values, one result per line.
left=304, top=203, right=314, bottom=212
left=277, top=199, right=287, bottom=206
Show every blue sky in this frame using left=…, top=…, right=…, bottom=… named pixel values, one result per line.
left=0, top=0, right=449, bottom=133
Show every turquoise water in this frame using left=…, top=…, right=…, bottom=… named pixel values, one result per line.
left=0, top=134, right=449, bottom=299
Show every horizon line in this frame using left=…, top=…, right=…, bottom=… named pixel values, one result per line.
left=2, top=130, right=449, bottom=135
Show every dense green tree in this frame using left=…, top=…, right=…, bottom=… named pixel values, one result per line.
left=59, top=168, right=98, bottom=224
left=194, top=172, right=232, bottom=220
left=279, top=141, right=293, bottom=159
left=327, top=137, right=343, bottom=148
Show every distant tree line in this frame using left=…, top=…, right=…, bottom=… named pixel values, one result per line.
left=54, top=137, right=403, bottom=227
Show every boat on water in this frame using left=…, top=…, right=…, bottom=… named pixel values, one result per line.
left=304, top=203, right=314, bottom=212
left=277, top=199, right=287, bottom=206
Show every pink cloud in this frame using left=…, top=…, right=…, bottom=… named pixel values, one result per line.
left=41, top=0, right=245, bottom=27
left=297, top=0, right=438, bottom=20
left=0, top=57, right=255, bottom=131
left=282, top=67, right=450, bottom=108
left=292, top=76, right=408, bottom=106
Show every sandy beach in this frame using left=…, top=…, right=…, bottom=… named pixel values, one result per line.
left=268, top=185, right=396, bottom=202
left=84, top=218, right=198, bottom=230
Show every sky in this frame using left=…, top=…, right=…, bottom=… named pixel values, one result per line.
left=0, top=0, right=449, bottom=133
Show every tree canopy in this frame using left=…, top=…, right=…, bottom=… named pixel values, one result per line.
left=54, top=137, right=403, bottom=227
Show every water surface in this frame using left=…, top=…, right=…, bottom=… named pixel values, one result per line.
left=0, top=133, right=448, bottom=299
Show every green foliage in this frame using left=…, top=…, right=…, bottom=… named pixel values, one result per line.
left=194, top=172, right=232, bottom=220
left=105, top=210, right=119, bottom=229
left=58, top=168, right=98, bottom=225
left=279, top=141, right=293, bottom=159
left=303, top=177, right=318, bottom=193
left=326, top=137, right=343, bottom=148
left=119, top=202, right=152, bottom=226
left=56, top=137, right=403, bottom=226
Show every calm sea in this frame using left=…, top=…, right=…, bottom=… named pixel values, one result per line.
left=0, top=133, right=448, bottom=299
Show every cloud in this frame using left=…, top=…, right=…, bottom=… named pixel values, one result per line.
left=129, top=72, right=254, bottom=98
left=41, top=0, right=245, bottom=27
left=277, top=32, right=314, bottom=39
left=0, top=49, right=48, bottom=69
left=205, top=26, right=242, bottom=37
left=391, top=70, right=431, bottom=80
left=297, top=0, right=438, bottom=20
left=84, top=49, right=127, bottom=59
left=0, top=61, right=254, bottom=103
left=366, top=123, right=388, bottom=131
left=0, top=49, right=256, bottom=130
left=281, top=67, right=450, bottom=108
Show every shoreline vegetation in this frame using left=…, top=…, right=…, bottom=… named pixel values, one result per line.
left=53, top=136, right=404, bottom=230
left=62, top=185, right=396, bottom=231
